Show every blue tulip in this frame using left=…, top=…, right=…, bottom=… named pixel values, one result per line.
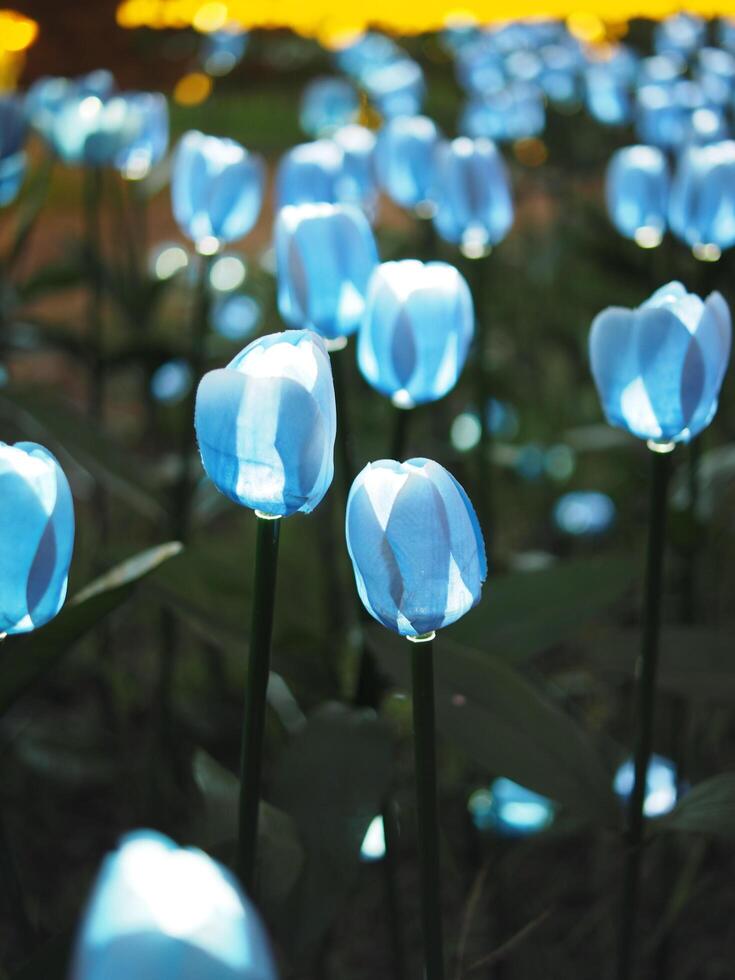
left=654, top=13, right=705, bottom=58
left=200, top=29, right=249, bottom=76
left=537, top=44, right=582, bottom=105
left=605, top=145, right=669, bottom=247
left=49, top=90, right=144, bottom=166
left=0, top=442, right=75, bottom=635
left=299, top=76, right=359, bottom=137
left=275, top=139, right=344, bottom=208
left=553, top=491, right=616, bottom=536
left=358, top=260, right=474, bottom=406
left=636, top=84, right=689, bottom=150
left=669, top=141, right=735, bottom=253
left=585, top=64, right=631, bottom=126
left=614, top=755, right=677, bottom=817
left=115, top=92, right=169, bottom=180
left=0, top=95, right=26, bottom=206
left=374, top=115, right=440, bottom=212
left=332, top=124, right=378, bottom=212
left=696, top=47, right=735, bottom=104
left=195, top=329, right=336, bottom=517
left=469, top=779, right=555, bottom=836
left=335, top=33, right=402, bottom=81
left=25, top=70, right=116, bottom=144
left=460, top=83, right=545, bottom=143
left=431, top=137, right=513, bottom=255
left=172, top=131, right=265, bottom=251
left=275, top=203, right=378, bottom=340
left=589, top=281, right=732, bottom=444
left=70, top=830, right=278, bottom=980
left=345, top=457, right=486, bottom=637
left=362, top=58, right=425, bottom=118
left=455, top=38, right=505, bottom=96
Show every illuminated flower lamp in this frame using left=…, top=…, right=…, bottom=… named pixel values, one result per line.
left=605, top=145, right=669, bottom=249
left=468, top=779, right=555, bottom=837
left=614, top=754, right=678, bottom=818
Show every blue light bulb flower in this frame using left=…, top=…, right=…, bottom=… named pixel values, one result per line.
left=460, top=83, right=545, bottom=143
left=275, top=203, right=378, bottom=340
left=553, top=491, right=616, bottom=536
left=345, top=457, right=486, bottom=637
left=70, top=830, right=277, bottom=980
left=669, top=141, right=735, bottom=254
left=357, top=260, right=474, bottom=406
left=150, top=359, right=193, bottom=405
left=211, top=294, right=261, bottom=341
left=299, top=76, right=359, bottom=137
left=115, top=92, right=169, bottom=180
left=614, top=755, right=678, bottom=817
left=585, top=64, right=632, bottom=126
left=431, top=137, right=513, bottom=255
left=589, top=281, right=732, bottom=445
left=455, top=38, right=505, bottom=97
left=49, top=92, right=143, bottom=166
left=172, top=131, right=265, bottom=251
left=195, top=329, right=336, bottom=517
left=25, top=70, right=116, bottom=145
left=374, top=115, right=441, bottom=213
left=468, top=779, right=555, bottom=837
left=0, top=442, right=75, bottom=635
left=605, top=145, right=670, bottom=248
left=654, top=14, right=705, bottom=58
left=275, top=139, right=344, bottom=208
left=362, top=58, right=425, bottom=118
left=200, top=29, right=249, bottom=76
left=0, top=95, right=27, bottom=206
left=332, top=124, right=378, bottom=212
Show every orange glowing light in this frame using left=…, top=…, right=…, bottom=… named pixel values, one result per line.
left=0, top=9, right=39, bottom=52
left=173, top=71, right=213, bottom=104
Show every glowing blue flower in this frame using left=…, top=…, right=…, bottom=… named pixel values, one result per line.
left=654, top=14, right=705, bottom=58
left=362, top=58, right=425, bottom=118
left=0, top=96, right=26, bottom=206
left=431, top=137, right=513, bottom=255
left=585, top=65, right=631, bottom=126
left=460, top=83, right=545, bottom=143
left=115, top=92, right=169, bottom=180
left=49, top=91, right=143, bottom=166
left=357, top=260, right=474, bottom=406
left=70, top=830, right=277, bottom=980
left=335, top=32, right=402, bottom=80
left=468, top=779, right=555, bottom=836
left=614, top=755, right=678, bottom=817
left=635, top=84, right=690, bottom=150
left=374, top=115, right=441, bottom=212
left=360, top=816, right=386, bottom=862
left=345, top=458, right=486, bottom=637
left=455, top=38, right=505, bottom=96
left=589, top=281, right=732, bottom=444
left=0, top=442, right=75, bottom=635
left=172, top=131, right=265, bottom=250
left=25, top=70, right=115, bottom=144
left=605, top=145, right=669, bottom=247
left=275, top=139, right=344, bottom=208
left=200, top=29, right=249, bottom=76
left=150, top=359, right=193, bottom=404
left=553, top=492, right=616, bottom=536
left=332, top=124, right=378, bottom=211
left=299, top=77, right=359, bottom=137
left=669, top=141, right=735, bottom=253
left=275, top=203, right=378, bottom=340
left=195, top=330, right=336, bottom=517
left=537, top=44, right=582, bottom=105
left=211, top=294, right=261, bottom=341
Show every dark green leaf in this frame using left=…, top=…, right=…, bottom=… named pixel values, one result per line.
left=656, top=773, right=735, bottom=840
left=0, top=542, right=182, bottom=715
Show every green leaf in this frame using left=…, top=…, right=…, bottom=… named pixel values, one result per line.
left=268, top=702, right=395, bottom=957
left=656, top=774, right=735, bottom=840
left=371, top=630, right=618, bottom=826
left=0, top=542, right=183, bottom=716
left=0, top=389, right=165, bottom=522
left=449, top=556, right=635, bottom=663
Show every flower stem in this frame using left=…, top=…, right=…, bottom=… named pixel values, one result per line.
left=617, top=445, right=672, bottom=980
left=382, top=799, right=407, bottom=980
left=410, top=634, right=445, bottom=980
left=391, top=407, right=410, bottom=461
left=237, top=513, right=281, bottom=892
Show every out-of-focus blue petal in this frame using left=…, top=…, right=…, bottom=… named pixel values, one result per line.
left=374, top=115, right=440, bottom=211
left=200, top=29, right=249, bottom=76
left=0, top=151, right=26, bottom=206
left=553, top=492, right=616, bottom=536
left=469, top=778, right=555, bottom=837
left=115, top=92, right=168, bottom=179
left=345, top=458, right=486, bottom=637
left=195, top=330, right=336, bottom=516
left=70, top=830, right=278, bottom=980
left=299, top=77, right=359, bottom=137
left=333, top=125, right=377, bottom=211
left=211, top=294, right=261, bottom=341
left=669, top=141, right=735, bottom=251
left=605, top=145, right=669, bottom=246
left=614, top=755, right=678, bottom=817
left=275, top=139, right=344, bottom=208
left=276, top=203, right=378, bottom=340
left=363, top=58, right=425, bottom=118
left=0, top=442, right=74, bottom=634
left=460, top=83, right=545, bottom=143
left=150, top=359, right=193, bottom=404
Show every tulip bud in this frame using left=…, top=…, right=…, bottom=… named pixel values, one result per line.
left=589, top=281, right=732, bottom=444
left=345, top=458, right=486, bottom=637
left=0, top=442, right=75, bottom=635
left=70, top=830, right=278, bottom=980
left=275, top=203, right=378, bottom=340
left=115, top=92, right=169, bottom=180
left=669, top=140, right=735, bottom=254
left=357, top=260, right=474, bottom=407
left=374, top=115, right=441, bottom=212
left=275, top=140, right=344, bottom=208
left=195, top=330, right=336, bottom=517
left=605, top=145, right=669, bottom=248
left=172, top=131, right=265, bottom=251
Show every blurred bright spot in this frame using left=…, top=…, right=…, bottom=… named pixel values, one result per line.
left=193, top=1, right=229, bottom=32
left=0, top=9, right=39, bottom=52
left=634, top=226, right=663, bottom=249
left=150, top=243, right=189, bottom=280
left=392, top=389, right=415, bottom=409
left=486, top=398, right=519, bottom=439
left=460, top=230, right=492, bottom=259
left=210, top=254, right=246, bottom=292
left=151, top=359, right=193, bottom=404
left=360, top=815, right=386, bottom=861
left=614, top=754, right=678, bottom=817
left=545, top=443, right=575, bottom=481
left=515, top=444, right=546, bottom=481
left=197, top=235, right=221, bottom=256
left=469, top=778, right=555, bottom=836
left=693, top=242, right=721, bottom=262
left=553, top=490, right=615, bottom=535
left=211, top=294, right=261, bottom=340
left=513, top=136, right=548, bottom=167
left=173, top=72, right=212, bottom=106
left=567, top=12, right=606, bottom=43
left=451, top=412, right=481, bottom=451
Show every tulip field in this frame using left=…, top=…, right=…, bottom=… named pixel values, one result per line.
left=3, top=8, right=735, bottom=980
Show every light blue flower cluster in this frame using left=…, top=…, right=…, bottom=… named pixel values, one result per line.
left=172, top=131, right=265, bottom=250
left=195, top=330, right=336, bottom=517
left=335, top=32, right=424, bottom=118
left=589, top=282, right=732, bottom=444
left=70, top=830, right=277, bottom=980
left=614, top=755, right=678, bottom=817
left=358, top=260, right=474, bottom=406
left=0, top=442, right=75, bottom=635
left=276, top=132, right=377, bottom=212
left=345, top=458, right=486, bottom=637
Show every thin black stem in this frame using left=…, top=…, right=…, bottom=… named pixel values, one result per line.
left=382, top=800, right=407, bottom=980
left=411, top=637, right=445, bottom=980
left=237, top=514, right=281, bottom=893
left=617, top=447, right=672, bottom=980
left=391, top=407, right=411, bottom=461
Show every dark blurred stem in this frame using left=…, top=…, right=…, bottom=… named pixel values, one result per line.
left=465, top=254, right=493, bottom=553
left=382, top=799, right=407, bottom=980
left=617, top=447, right=672, bottom=980
left=83, top=167, right=105, bottom=421
left=237, top=514, right=281, bottom=893
left=681, top=437, right=701, bottom=624
left=0, top=807, right=35, bottom=955
left=421, top=215, right=438, bottom=261
left=391, top=407, right=411, bottom=461
left=411, top=635, right=445, bottom=980
left=330, top=346, right=356, bottom=502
